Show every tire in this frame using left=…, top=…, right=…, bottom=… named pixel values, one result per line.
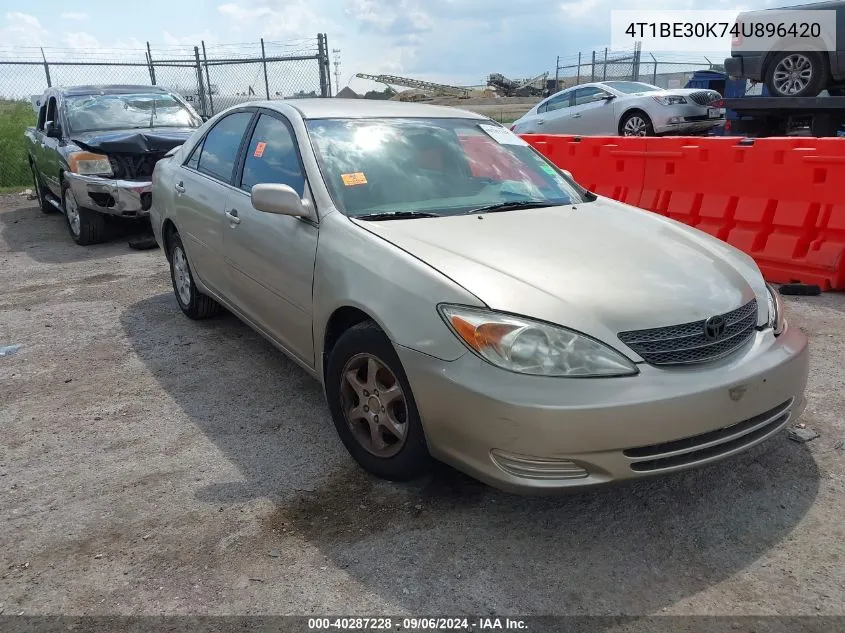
left=325, top=321, right=432, bottom=481
left=765, top=51, right=827, bottom=97
left=62, top=182, right=107, bottom=245
left=168, top=232, right=221, bottom=320
left=30, top=162, right=55, bottom=214
left=620, top=111, right=655, bottom=137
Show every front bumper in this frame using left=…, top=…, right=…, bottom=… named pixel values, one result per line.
left=651, top=104, right=725, bottom=135
left=66, top=173, right=153, bottom=217
left=398, top=325, right=809, bottom=495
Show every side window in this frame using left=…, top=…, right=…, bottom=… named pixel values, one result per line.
left=239, top=113, right=305, bottom=196
left=545, top=92, right=572, bottom=112
left=37, top=104, right=47, bottom=130
left=572, top=87, right=604, bottom=106
left=196, top=111, right=254, bottom=183
left=184, top=139, right=203, bottom=170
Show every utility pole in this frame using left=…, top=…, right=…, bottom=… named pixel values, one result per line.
left=332, top=48, right=341, bottom=94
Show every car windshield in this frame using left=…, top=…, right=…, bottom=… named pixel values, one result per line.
left=65, top=93, right=202, bottom=133
left=604, top=81, right=662, bottom=94
left=305, top=117, right=589, bottom=218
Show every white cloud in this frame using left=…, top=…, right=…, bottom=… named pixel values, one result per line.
left=217, top=1, right=337, bottom=39
left=63, top=31, right=100, bottom=49
left=0, top=11, right=49, bottom=47
left=60, top=12, right=89, bottom=21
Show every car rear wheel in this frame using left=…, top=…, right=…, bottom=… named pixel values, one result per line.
left=62, top=183, right=106, bottom=245
left=765, top=52, right=826, bottom=97
left=168, top=232, right=221, bottom=320
left=30, top=162, right=55, bottom=214
left=620, top=111, right=654, bottom=136
left=326, top=321, right=432, bottom=481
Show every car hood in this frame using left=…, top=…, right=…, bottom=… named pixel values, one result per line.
left=352, top=198, right=768, bottom=351
left=70, top=127, right=197, bottom=154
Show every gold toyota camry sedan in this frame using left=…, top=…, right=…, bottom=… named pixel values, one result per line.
left=150, top=99, right=809, bottom=494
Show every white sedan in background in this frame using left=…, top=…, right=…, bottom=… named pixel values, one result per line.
left=511, top=81, right=725, bottom=137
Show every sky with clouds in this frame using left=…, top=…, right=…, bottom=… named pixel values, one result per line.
left=1, top=0, right=789, bottom=94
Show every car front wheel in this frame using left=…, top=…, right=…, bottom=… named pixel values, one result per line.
left=62, top=183, right=106, bottom=245
left=325, top=321, right=432, bottom=481
left=620, top=111, right=655, bottom=136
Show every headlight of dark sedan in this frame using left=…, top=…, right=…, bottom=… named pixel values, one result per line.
left=438, top=305, right=638, bottom=377
left=766, top=283, right=786, bottom=336
left=652, top=95, right=688, bottom=106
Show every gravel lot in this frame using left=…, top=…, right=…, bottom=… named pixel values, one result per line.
left=1, top=193, right=844, bottom=617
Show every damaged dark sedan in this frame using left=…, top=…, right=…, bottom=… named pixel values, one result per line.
left=25, top=84, right=203, bottom=245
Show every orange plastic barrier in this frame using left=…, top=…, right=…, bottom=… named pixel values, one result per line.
left=522, top=134, right=845, bottom=291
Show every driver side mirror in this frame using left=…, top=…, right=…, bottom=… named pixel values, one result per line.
left=45, top=121, right=61, bottom=138
left=600, top=93, right=615, bottom=101
left=250, top=183, right=310, bottom=218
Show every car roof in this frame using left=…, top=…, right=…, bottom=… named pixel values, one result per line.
left=254, top=98, right=489, bottom=120
left=56, top=85, right=172, bottom=97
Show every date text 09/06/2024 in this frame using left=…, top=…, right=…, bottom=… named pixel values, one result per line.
left=307, top=617, right=529, bottom=630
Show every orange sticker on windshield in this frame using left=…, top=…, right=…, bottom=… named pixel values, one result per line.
left=253, top=142, right=266, bottom=158
left=341, top=172, right=367, bottom=186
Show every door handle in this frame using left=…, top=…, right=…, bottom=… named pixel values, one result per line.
left=175, top=181, right=185, bottom=194
left=572, top=113, right=581, bottom=118
left=225, top=209, right=241, bottom=225
left=536, top=119, right=545, bottom=125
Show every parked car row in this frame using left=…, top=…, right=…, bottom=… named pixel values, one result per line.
left=24, top=87, right=809, bottom=494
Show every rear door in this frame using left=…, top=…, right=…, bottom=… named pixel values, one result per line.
left=175, top=109, right=256, bottom=298
left=31, top=100, right=48, bottom=182
left=567, top=87, right=617, bottom=135
left=221, top=110, right=318, bottom=366
left=535, top=90, right=574, bottom=134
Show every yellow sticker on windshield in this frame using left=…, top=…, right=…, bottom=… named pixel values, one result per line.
left=341, top=172, right=368, bottom=186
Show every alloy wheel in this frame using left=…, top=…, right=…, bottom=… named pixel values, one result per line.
left=340, top=353, right=409, bottom=458
left=623, top=116, right=648, bottom=136
left=172, top=245, right=192, bottom=307
left=773, top=54, right=813, bottom=95
left=64, top=189, right=81, bottom=237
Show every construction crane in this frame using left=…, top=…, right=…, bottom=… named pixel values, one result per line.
left=355, top=73, right=470, bottom=98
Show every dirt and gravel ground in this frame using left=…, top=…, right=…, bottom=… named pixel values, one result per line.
left=1, top=193, right=844, bottom=617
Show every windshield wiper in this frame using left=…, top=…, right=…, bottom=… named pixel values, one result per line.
left=355, top=211, right=441, bottom=221
left=463, top=200, right=557, bottom=215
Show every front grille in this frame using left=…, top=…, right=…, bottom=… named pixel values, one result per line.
left=624, top=399, right=792, bottom=472
left=688, top=90, right=721, bottom=105
left=618, top=299, right=758, bottom=366
left=108, top=153, right=166, bottom=180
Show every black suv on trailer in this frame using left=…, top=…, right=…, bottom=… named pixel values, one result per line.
left=724, top=0, right=845, bottom=97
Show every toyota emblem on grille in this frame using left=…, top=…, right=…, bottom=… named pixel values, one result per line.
left=704, top=315, right=727, bottom=341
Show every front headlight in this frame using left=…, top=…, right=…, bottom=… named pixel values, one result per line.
left=652, top=95, right=688, bottom=106
left=766, top=283, right=786, bottom=336
left=68, top=151, right=113, bottom=176
left=438, top=304, right=638, bottom=377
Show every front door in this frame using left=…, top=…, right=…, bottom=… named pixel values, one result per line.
left=567, top=87, right=617, bottom=135
left=222, top=111, right=318, bottom=367
left=176, top=110, right=256, bottom=296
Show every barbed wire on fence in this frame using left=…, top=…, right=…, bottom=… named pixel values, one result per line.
left=553, top=44, right=723, bottom=91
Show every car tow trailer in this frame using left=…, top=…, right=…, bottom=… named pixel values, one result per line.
left=723, top=96, right=845, bottom=137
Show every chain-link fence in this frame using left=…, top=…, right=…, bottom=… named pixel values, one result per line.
left=0, top=35, right=332, bottom=188
left=553, top=44, right=722, bottom=92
